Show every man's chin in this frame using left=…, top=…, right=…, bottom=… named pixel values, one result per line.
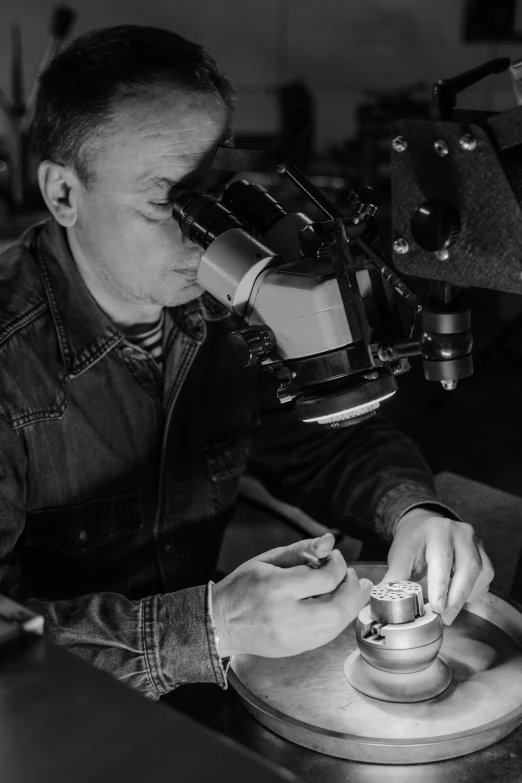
left=162, top=281, right=206, bottom=307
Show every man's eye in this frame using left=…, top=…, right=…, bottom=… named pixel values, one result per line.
left=150, top=201, right=174, bottom=212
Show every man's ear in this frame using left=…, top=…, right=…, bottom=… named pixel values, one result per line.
left=38, top=161, right=80, bottom=227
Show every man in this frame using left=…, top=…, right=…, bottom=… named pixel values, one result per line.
left=0, top=26, right=492, bottom=699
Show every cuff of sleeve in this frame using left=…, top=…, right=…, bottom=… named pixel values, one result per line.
left=207, top=581, right=230, bottom=688
left=142, top=585, right=228, bottom=696
left=375, top=483, right=461, bottom=542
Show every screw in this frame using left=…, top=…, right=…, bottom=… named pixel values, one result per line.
left=392, top=135, right=408, bottom=152
left=441, top=379, right=458, bottom=391
left=275, top=163, right=286, bottom=174
left=435, top=248, right=450, bottom=261
left=434, top=140, right=449, bottom=156
left=459, top=133, right=477, bottom=151
left=393, top=238, right=409, bottom=254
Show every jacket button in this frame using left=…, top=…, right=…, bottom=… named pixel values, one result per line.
left=79, top=530, right=88, bottom=543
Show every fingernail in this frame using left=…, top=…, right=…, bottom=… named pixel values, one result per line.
left=360, top=578, right=374, bottom=594
left=434, top=597, right=446, bottom=614
left=442, top=608, right=457, bottom=625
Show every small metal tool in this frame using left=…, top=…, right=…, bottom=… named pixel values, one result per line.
left=302, top=551, right=330, bottom=569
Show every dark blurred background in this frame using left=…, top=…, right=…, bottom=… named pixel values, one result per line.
left=2, top=0, right=522, bottom=499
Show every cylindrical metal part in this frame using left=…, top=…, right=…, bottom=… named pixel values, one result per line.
left=370, top=581, right=424, bottom=625
left=263, top=212, right=313, bottom=262
left=355, top=595, right=446, bottom=677
left=223, top=181, right=287, bottom=237
left=359, top=637, right=442, bottom=674
left=197, top=229, right=279, bottom=316
left=172, top=192, right=244, bottom=249
left=421, top=307, right=471, bottom=334
left=420, top=303, right=473, bottom=383
left=223, top=180, right=313, bottom=262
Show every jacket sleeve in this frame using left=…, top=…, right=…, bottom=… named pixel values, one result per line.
left=0, top=416, right=226, bottom=700
left=248, top=379, right=456, bottom=543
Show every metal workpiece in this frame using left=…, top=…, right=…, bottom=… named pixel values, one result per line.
left=347, top=599, right=451, bottom=701
left=369, top=580, right=424, bottom=625
left=229, top=563, right=522, bottom=765
left=357, top=603, right=442, bottom=653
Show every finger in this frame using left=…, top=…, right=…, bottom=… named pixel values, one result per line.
left=466, top=542, right=495, bottom=603
left=442, top=530, right=483, bottom=625
left=256, top=533, right=336, bottom=568
left=425, top=521, right=454, bottom=614
left=308, top=570, right=373, bottom=625
left=282, top=549, right=348, bottom=599
left=382, top=542, right=415, bottom=585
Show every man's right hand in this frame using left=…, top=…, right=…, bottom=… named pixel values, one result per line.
left=212, top=533, right=373, bottom=659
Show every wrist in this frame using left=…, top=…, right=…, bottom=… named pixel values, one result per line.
left=395, top=505, right=446, bottom=535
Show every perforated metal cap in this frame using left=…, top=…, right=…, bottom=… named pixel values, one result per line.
left=370, top=581, right=425, bottom=625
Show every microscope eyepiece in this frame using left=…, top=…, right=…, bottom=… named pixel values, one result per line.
left=222, top=181, right=287, bottom=239
left=172, top=191, right=244, bottom=249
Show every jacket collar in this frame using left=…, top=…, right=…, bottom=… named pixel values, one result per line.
left=34, top=219, right=230, bottom=376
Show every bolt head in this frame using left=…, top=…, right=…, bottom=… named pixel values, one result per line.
left=275, top=163, right=286, bottom=174
left=392, top=135, right=408, bottom=152
left=393, top=238, right=410, bottom=254
left=434, top=140, right=449, bottom=156
left=441, top=379, right=458, bottom=391
left=434, top=248, right=450, bottom=261
left=459, top=134, right=477, bottom=151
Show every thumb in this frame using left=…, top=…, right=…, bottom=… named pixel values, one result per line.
left=382, top=545, right=414, bottom=585
left=256, top=533, right=336, bottom=568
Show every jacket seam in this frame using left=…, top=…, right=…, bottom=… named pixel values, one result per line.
left=35, top=236, right=72, bottom=370
left=0, top=301, right=48, bottom=348
left=142, top=595, right=166, bottom=697
left=10, top=381, right=70, bottom=429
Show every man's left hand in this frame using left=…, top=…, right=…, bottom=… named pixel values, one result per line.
left=383, top=508, right=494, bottom=625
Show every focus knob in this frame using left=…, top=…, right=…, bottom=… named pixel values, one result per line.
left=347, top=186, right=381, bottom=223
left=410, top=200, right=461, bottom=252
left=227, top=325, right=277, bottom=367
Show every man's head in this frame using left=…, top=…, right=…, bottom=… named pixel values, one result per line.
left=32, top=26, right=235, bottom=318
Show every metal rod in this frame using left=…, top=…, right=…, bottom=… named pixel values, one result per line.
left=275, top=155, right=344, bottom=220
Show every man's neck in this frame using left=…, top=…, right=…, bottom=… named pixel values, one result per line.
left=66, top=227, right=163, bottom=328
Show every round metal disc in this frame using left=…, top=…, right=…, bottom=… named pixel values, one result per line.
left=344, top=650, right=452, bottom=703
left=229, top=563, right=522, bottom=764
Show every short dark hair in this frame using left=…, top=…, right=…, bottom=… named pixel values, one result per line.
left=31, top=25, right=235, bottom=186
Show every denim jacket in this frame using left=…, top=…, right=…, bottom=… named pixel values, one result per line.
left=0, top=219, right=451, bottom=699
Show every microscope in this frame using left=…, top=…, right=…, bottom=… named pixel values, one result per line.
left=170, top=66, right=521, bottom=429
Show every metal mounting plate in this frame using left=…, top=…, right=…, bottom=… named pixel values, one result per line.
left=229, top=563, right=522, bottom=764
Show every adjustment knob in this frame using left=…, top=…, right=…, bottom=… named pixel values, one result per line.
left=347, top=186, right=381, bottom=223
left=410, top=200, right=461, bottom=252
left=227, top=325, right=277, bottom=367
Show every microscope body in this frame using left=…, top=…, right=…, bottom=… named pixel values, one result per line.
left=199, top=239, right=359, bottom=360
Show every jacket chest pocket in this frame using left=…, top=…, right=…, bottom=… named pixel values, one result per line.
left=25, top=494, right=143, bottom=554
left=205, top=436, right=250, bottom=512
left=22, top=494, right=143, bottom=598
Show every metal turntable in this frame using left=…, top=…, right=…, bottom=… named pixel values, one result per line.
left=229, top=563, right=522, bottom=764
